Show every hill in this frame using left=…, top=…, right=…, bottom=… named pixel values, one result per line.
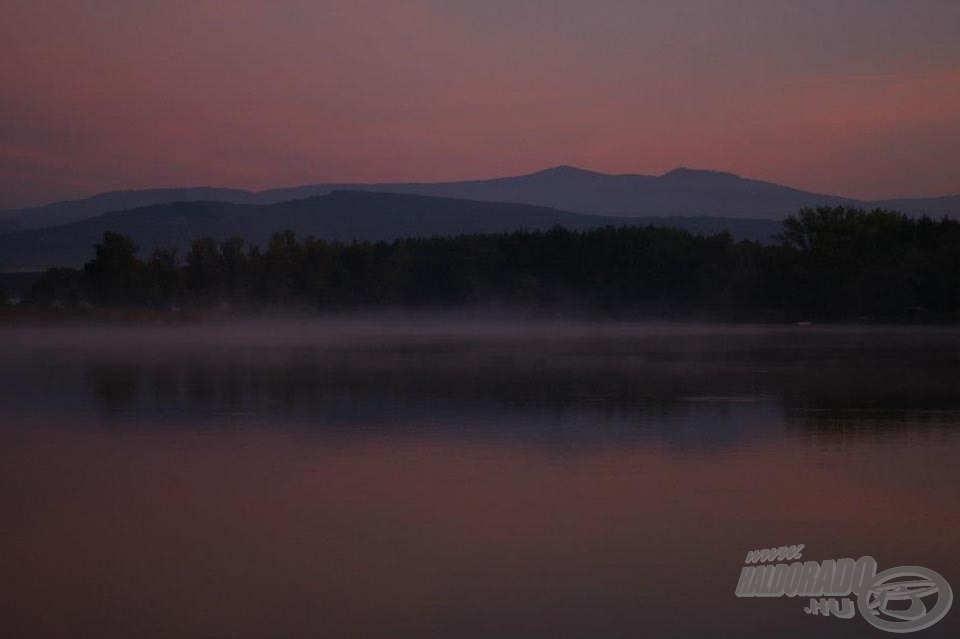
left=0, top=191, right=777, bottom=269
left=2, top=166, right=955, bottom=233
left=0, top=191, right=783, bottom=270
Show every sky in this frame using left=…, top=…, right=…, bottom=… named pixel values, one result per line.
left=1, top=0, right=959, bottom=208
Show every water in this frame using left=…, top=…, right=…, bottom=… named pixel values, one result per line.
left=1, top=319, right=958, bottom=638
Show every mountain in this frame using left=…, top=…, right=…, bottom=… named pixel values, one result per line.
left=2, top=166, right=956, bottom=232
left=0, top=187, right=253, bottom=233
left=360, top=166, right=861, bottom=219
left=0, top=191, right=781, bottom=270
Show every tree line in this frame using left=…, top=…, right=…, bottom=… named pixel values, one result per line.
left=12, top=206, right=960, bottom=321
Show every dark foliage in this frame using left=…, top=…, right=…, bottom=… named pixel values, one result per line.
left=83, top=232, right=144, bottom=305
left=23, top=268, right=88, bottom=308
left=21, top=207, right=960, bottom=321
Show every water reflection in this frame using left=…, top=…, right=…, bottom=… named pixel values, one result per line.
left=0, top=321, right=958, bottom=637
left=2, top=321, right=958, bottom=442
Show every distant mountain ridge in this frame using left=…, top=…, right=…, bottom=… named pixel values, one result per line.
left=2, top=166, right=957, bottom=232
left=0, top=190, right=781, bottom=270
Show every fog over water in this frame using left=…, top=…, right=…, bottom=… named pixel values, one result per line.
left=1, top=319, right=958, bottom=637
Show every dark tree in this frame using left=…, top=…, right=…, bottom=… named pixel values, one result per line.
left=83, top=232, right=144, bottom=306
left=24, top=268, right=87, bottom=308
left=184, top=237, right=224, bottom=305
left=19, top=207, right=960, bottom=321
left=147, top=248, right=181, bottom=309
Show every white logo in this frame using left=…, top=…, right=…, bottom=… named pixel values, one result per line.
left=736, top=546, right=952, bottom=633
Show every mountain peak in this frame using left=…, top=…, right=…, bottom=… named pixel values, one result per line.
left=530, top=165, right=603, bottom=178
left=660, top=167, right=742, bottom=182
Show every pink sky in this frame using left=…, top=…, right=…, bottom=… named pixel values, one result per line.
left=2, top=0, right=959, bottom=208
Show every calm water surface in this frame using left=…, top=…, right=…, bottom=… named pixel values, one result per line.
left=1, top=320, right=958, bottom=638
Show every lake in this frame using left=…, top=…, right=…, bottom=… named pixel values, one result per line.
left=1, top=319, right=958, bottom=638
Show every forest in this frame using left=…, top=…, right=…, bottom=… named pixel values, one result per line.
left=9, top=206, right=960, bottom=321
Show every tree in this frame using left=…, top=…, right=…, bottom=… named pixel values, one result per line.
left=263, top=230, right=306, bottom=304
left=27, top=209, right=960, bottom=321
left=778, top=207, right=928, bottom=318
left=83, top=232, right=144, bottom=305
left=24, top=268, right=87, bottom=308
left=147, top=248, right=181, bottom=308
left=220, top=237, right=252, bottom=302
left=184, top=237, right=223, bottom=305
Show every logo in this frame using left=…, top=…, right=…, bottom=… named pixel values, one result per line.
left=735, top=545, right=952, bottom=633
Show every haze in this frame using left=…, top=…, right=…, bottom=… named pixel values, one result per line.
left=2, top=0, right=959, bottom=208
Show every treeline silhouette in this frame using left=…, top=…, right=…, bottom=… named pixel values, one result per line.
left=15, top=207, right=960, bottom=321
